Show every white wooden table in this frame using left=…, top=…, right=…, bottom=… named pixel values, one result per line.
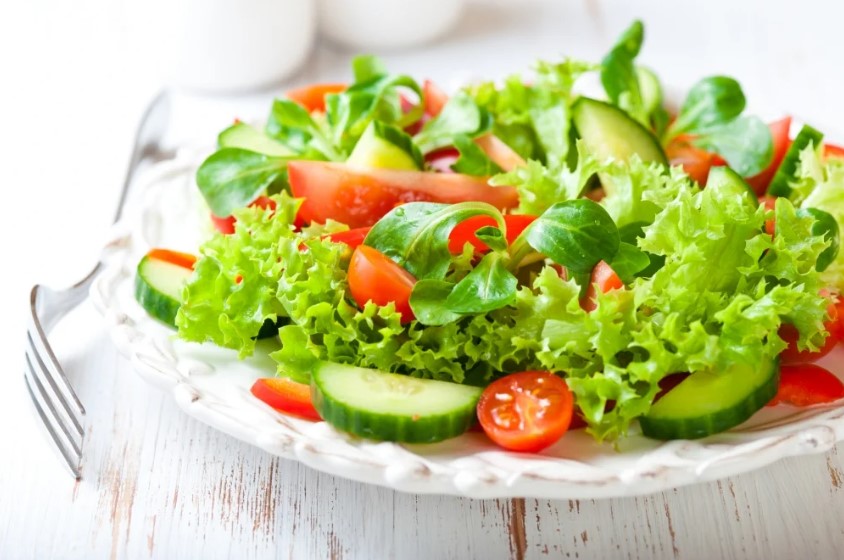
left=4, top=1, right=844, bottom=558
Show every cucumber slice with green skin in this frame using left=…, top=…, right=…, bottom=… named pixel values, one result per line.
left=346, top=121, right=423, bottom=171
left=135, top=255, right=194, bottom=327
left=311, top=361, right=482, bottom=443
left=572, top=97, right=668, bottom=166
left=767, top=124, right=824, bottom=197
left=218, top=122, right=293, bottom=157
left=706, top=165, right=758, bottom=205
left=636, top=66, right=663, bottom=117
left=640, top=357, right=779, bottom=440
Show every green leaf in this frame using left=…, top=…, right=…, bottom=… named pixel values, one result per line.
left=691, top=115, right=773, bottom=176
left=798, top=207, right=840, bottom=272
left=474, top=226, right=508, bottom=252
left=600, top=20, right=646, bottom=122
left=446, top=253, right=518, bottom=313
left=327, top=74, right=424, bottom=153
left=409, top=279, right=461, bottom=326
left=450, top=134, right=503, bottom=176
left=267, top=99, right=340, bottom=160
left=668, top=76, right=746, bottom=137
left=608, top=242, right=650, bottom=283
left=415, top=91, right=492, bottom=153
left=195, top=148, right=287, bottom=217
left=352, top=54, right=388, bottom=82
left=522, top=199, right=620, bottom=273
left=363, top=201, right=505, bottom=280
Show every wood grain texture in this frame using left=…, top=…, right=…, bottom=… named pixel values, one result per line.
left=6, top=0, right=844, bottom=558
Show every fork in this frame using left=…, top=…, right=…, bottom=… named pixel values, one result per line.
left=24, top=90, right=171, bottom=479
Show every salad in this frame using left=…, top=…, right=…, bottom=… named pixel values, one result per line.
left=134, top=21, right=844, bottom=453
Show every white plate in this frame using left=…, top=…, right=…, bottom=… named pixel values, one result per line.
left=91, top=150, right=844, bottom=499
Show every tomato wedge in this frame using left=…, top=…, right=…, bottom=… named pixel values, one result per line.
left=210, top=196, right=279, bottom=235
left=824, top=143, right=844, bottom=160
left=147, top=248, right=197, bottom=270
left=760, top=195, right=777, bottom=236
left=665, top=136, right=725, bottom=185
left=745, top=117, right=792, bottom=195
left=285, top=83, right=346, bottom=113
left=347, top=245, right=416, bottom=322
left=477, top=371, right=574, bottom=452
left=288, top=161, right=519, bottom=228
left=448, top=214, right=537, bottom=254
left=250, top=378, right=321, bottom=420
left=324, top=226, right=371, bottom=249
left=767, top=364, right=844, bottom=407
left=581, top=261, right=624, bottom=312
left=779, top=295, right=842, bottom=363
left=423, top=79, right=449, bottom=117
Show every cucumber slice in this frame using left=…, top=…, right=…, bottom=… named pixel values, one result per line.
left=636, top=66, right=663, bottom=117
left=640, top=358, right=779, bottom=440
left=218, top=122, right=293, bottom=157
left=311, top=361, right=482, bottom=443
left=706, top=165, right=758, bottom=206
left=767, top=124, right=823, bottom=197
left=347, top=121, right=423, bottom=171
left=134, top=255, right=193, bottom=327
left=572, top=97, right=668, bottom=166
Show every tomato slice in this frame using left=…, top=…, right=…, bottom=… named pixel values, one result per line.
left=477, top=371, right=574, bottom=452
left=767, top=364, right=844, bottom=407
left=423, top=79, right=449, bottom=117
left=779, top=295, right=842, bottom=363
left=288, top=161, right=519, bottom=229
left=581, top=261, right=624, bottom=312
left=285, top=83, right=346, bottom=113
left=324, top=226, right=371, bottom=249
left=448, top=214, right=537, bottom=254
left=250, top=378, right=321, bottom=420
left=348, top=245, right=416, bottom=322
left=210, top=196, right=279, bottom=235
left=474, top=134, right=526, bottom=172
left=745, top=117, right=792, bottom=195
left=147, top=248, right=197, bottom=270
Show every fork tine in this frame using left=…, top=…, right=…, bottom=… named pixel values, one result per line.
left=24, top=351, right=83, bottom=454
left=26, top=327, right=86, bottom=427
left=24, top=367, right=82, bottom=479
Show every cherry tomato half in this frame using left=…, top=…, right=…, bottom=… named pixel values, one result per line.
left=779, top=294, right=842, bottom=364
left=347, top=245, right=417, bottom=322
left=477, top=371, right=574, bottom=452
left=250, top=378, right=321, bottom=420
left=767, top=364, right=844, bottom=407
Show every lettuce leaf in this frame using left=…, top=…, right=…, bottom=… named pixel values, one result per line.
left=792, top=147, right=844, bottom=288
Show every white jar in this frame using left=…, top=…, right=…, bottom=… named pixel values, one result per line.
left=151, top=0, right=317, bottom=92
left=318, top=0, right=464, bottom=50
